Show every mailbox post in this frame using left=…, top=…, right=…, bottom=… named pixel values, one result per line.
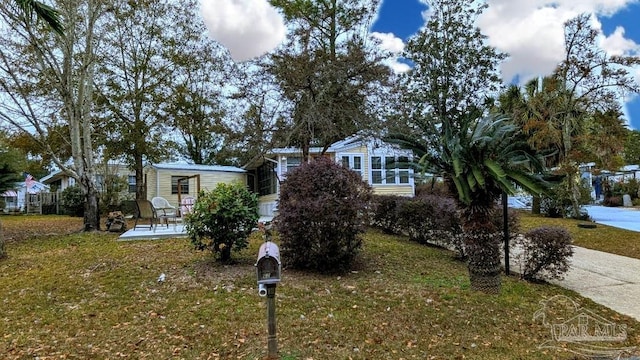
left=256, top=237, right=281, bottom=359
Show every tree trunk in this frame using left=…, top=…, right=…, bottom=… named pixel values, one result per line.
left=82, top=174, right=100, bottom=231
left=568, top=171, right=582, bottom=219
left=465, top=230, right=502, bottom=294
left=135, top=154, right=145, bottom=200
left=532, top=195, right=541, bottom=214
left=463, top=205, right=501, bottom=294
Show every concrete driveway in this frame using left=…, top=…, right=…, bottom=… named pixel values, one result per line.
left=530, top=205, right=640, bottom=321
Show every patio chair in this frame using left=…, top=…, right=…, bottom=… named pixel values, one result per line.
left=151, top=197, right=177, bottom=216
left=134, top=199, right=159, bottom=230
left=180, top=196, right=196, bottom=216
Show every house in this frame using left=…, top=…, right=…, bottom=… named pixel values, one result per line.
left=144, top=163, right=246, bottom=205
left=40, top=163, right=247, bottom=205
left=2, top=178, right=50, bottom=213
left=243, top=136, right=415, bottom=218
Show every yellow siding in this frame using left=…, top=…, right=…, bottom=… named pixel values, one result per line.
left=146, top=168, right=246, bottom=205
left=341, top=145, right=368, bottom=154
left=145, top=168, right=158, bottom=199
left=372, top=185, right=414, bottom=197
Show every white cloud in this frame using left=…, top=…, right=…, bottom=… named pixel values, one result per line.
left=477, top=0, right=639, bottom=84
left=199, top=0, right=286, bottom=62
left=371, top=32, right=411, bottom=74
left=371, top=32, right=405, bottom=53
left=600, top=26, right=640, bottom=56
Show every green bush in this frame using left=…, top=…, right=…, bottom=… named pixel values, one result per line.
left=541, top=178, right=591, bottom=218
left=514, top=226, right=573, bottom=282
left=99, top=174, right=129, bottom=214
left=60, top=185, right=85, bottom=217
left=185, top=182, right=259, bottom=262
left=276, top=157, right=372, bottom=273
left=370, top=195, right=408, bottom=234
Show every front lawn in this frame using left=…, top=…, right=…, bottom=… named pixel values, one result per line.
left=1, top=216, right=639, bottom=359
left=518, top=210, right=640, bottom=260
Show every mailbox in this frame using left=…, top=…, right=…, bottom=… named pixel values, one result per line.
left=255, top=241, right=281, bottom=286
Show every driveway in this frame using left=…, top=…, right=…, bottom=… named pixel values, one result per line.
left=533, top=205, right=640, bottom=321
left=584, top=205, right=640, bottom=232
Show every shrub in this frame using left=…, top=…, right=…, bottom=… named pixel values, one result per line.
left=276, top=157, right=372, bottom=273
left=370, top=195, right=407, bottom=234
left=541, top=178, right=591, bottom=218
left=185, top=182, right=259, bottom=262
left=98, top=174, right=129, bottom=214
left=397, top=194, right=463, bottom=254
left=603, top=195, right=622, bottom=207
left=415, top=179, right=452, bottom=197
left=514, top=226, right=574, bottom=282
left=60, top=185, right=85, bottom=217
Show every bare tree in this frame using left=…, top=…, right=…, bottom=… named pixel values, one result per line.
left=0, top=0, right=108, bottom=230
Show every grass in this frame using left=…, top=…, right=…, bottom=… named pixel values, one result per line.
left=1, top=215, right=640, bottom=359
left=518, top=210, right=640, bottom=260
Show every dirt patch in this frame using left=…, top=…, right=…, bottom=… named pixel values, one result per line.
left=191, top=259, right=254, bottom=284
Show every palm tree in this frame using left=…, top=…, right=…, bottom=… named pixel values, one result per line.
left=14, top=0, right=63, bottom=35
left=388, top=114, right=548, bottom=294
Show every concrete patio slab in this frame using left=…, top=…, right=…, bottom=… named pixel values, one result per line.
left=118, top=224, right=187, bottom=241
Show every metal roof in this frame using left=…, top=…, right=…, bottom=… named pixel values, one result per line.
left=151, top=163, right=246, bottom=173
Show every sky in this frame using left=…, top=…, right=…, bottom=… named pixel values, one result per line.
left=199, top=0, right=640, bottom=129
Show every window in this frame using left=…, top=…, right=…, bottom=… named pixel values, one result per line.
left=172, top=176, right=190, bottom=194
left=128, top=175, right=136, bottom=193
left=286, top=157, right=301, bottom=173
left=370, top=155, right=411, bottom=185
left=258, top=162, right=277, bottom=196
left=340, top=154, right=364, bottom=177
left=398, top=156, right=410, bottom=184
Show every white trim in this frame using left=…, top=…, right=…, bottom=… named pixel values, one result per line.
left=368, top=154, right=414, bottom=187
left=337, top=152, right=365, bottom=178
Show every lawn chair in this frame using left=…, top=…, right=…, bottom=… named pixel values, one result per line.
left=134, top=199, right=159, bottom=230
left=151, top=197, right=177, bottom=216
left=180, top=196, right=196, bottom=217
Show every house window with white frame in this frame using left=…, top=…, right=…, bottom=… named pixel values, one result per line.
left=128, top=175, right=136, bottom=193
left=370, top=155, right=411, bottom=185
left=340, top=154, right=364, bottom=177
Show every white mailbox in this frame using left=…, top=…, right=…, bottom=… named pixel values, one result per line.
left=255, top=241, right=281, bottom=286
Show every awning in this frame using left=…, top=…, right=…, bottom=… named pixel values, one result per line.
left=2, top=190, right=18, bottom=197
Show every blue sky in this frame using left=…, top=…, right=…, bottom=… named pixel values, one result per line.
left=203, top=0, right=640, bottom=128
left=371, top=0, right=640, bottom=129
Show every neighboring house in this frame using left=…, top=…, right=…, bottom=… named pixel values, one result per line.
left=40, top=163, right=247, bottom=207
left=40, top=163, right=137, bottom=196
left=2, top=179, right=50, bottom=213
left=243, top=136, right=415, bottom=218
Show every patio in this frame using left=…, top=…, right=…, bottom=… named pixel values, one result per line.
left=117, top=215, right=274, bottom=241
left=118, top=223, right=188, bottom=241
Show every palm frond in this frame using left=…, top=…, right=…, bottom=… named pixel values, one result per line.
left=15, top=0, right=63, bottom=35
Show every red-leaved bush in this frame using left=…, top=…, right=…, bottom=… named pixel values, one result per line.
left=275, top=157, right=372, bottom=273
left=514, top=226, right=574, bottom=281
